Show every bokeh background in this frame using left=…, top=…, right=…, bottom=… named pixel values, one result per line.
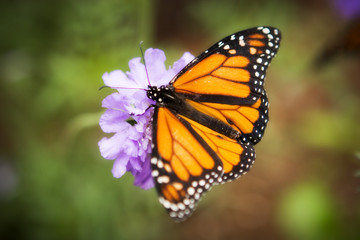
left=1, top=0, right=359, bottom=239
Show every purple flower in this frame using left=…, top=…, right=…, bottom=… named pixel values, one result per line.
left=98, top=48, right=194, bottom=189
left=332, top=0, right=360, bottom=20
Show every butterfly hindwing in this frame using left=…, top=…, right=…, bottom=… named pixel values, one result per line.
left=179, top=114, right=256, bottom=182
left=150, top=107, right=222, bottom=221
left=183, top=90, right=269, bottom=145
left=151, top=107, right=255, bottom=221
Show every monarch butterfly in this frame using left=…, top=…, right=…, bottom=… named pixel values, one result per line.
left=147, top=26, right=281, bottom=221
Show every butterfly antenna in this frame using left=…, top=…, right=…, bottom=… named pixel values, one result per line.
left=139, top=41, right=151, bottom=86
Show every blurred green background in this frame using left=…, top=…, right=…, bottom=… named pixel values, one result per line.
left=1, top=0, right=359, bottom=239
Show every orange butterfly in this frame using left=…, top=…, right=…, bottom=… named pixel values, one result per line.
left=147, top=26, right=281, bottom=221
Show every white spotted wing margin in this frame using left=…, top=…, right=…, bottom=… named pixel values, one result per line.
left=150, top=107, right=256, bottom=222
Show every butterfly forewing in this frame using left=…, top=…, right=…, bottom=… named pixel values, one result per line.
left=171, top=26, right=280, bottom=145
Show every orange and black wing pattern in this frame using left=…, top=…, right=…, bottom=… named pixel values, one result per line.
left=149, top=26, right=281, bottom=221
left=171, top=26, right=280, bottom=145
left=150, top=107, right=255, bottom=221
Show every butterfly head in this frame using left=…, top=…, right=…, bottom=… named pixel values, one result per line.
left=147, top=85, right=178, bottom=107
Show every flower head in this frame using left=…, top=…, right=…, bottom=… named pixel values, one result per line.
left=98, top=48, right=194, bottom=189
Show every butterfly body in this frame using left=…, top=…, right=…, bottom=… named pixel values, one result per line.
left=147, top=26, right=281, bottom=221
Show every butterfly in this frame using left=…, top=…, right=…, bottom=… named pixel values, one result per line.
left=147, top=26, right=281, bottom=221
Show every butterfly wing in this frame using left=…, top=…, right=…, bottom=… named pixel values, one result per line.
left=171, top=26, right=280, bottom=144
left=151, top=107, right=255, bottom=221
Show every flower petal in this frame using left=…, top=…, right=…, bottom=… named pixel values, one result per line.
left=112, top=154, right=130, bottom=178
left=103, top=70, right=140, bottom=97
left=133, top=161, right=154, bottom=189
left=98, top=132, right=128, bottom=160
left=157, top=51, right=195, bottom=86
left=123, top=140, right=139, bottom=158
left=122, top=91, right=151, bottom=115
left=102, top=70, right=127, bottom=88
left=99, top=109, right=129, bottom=133
left=133, top=110, right=153, bottom=132
left=101, top=92, right=124, bottom=109
left=145, top=48, right=167, bottom=85
left=129, top=156, right=142, bottom=171
left=127, top=57, right=147, bottom=89
left=173, top=52, right=194, bottom=73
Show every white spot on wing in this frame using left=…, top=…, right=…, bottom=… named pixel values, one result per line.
left=151, top=170, right=159, bottom=177
left=157, top=176, right=169, bottom=183
left=262, top=28, right=270, bottom=34
left=157, top=160, right=163, bottom=168
left=187, top=187, right=195, bottom=195
left=239, top=35, right=245, bottom=46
